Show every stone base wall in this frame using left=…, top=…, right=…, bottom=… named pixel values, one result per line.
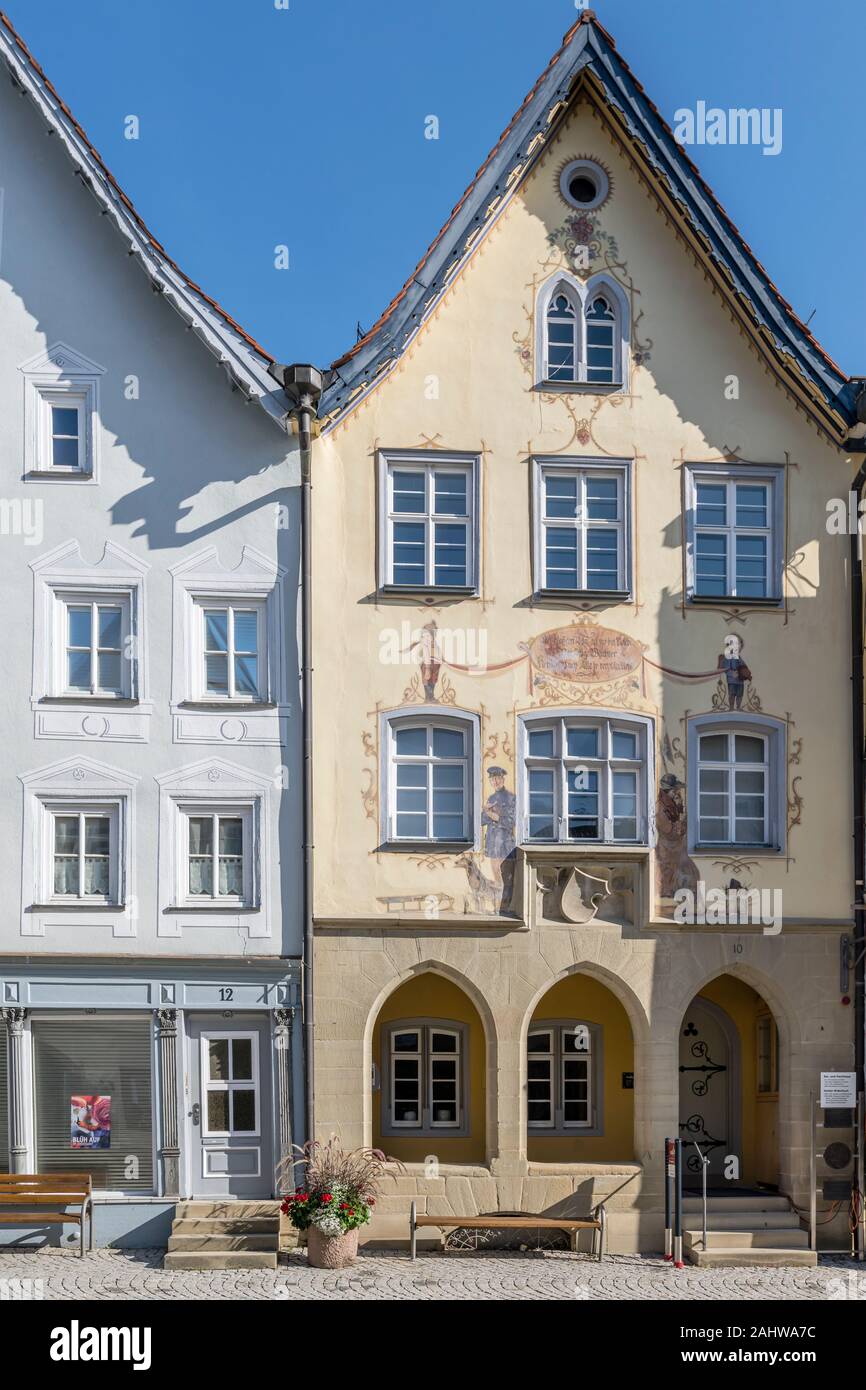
left=315, top=921, right=854, bottom=1255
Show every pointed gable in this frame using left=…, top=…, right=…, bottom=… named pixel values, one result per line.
left=320, top=11, right=855, bottom=443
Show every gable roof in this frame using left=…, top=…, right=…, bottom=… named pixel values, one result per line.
left=0, top=11, right=288, bottom=428
left=320, top=10, right=857, bottom=443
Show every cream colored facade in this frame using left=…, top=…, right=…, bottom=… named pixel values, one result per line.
left=311, top=65, right=856, bottom=1250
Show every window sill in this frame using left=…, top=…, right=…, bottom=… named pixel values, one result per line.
left=381, top=839, right=474, bottom=854
left=177, top=700, right=275, bottom=711
left=521, top=842, right=649, bottom=856
left=378, top=585, right=477, bottom=600
left=24, top=469, right=95, bottom=483
left=535, top=381, right=623, bottom=395
left=687, top=594, right=782, bottom=608
left=692, top=845, right=781, bottom=856
left=534, top=588, right=630, bottom=604
left=163, top=902, right=260, bottom=913
left=28, top=902, right=124, bottom=912
left=37, top=696, right=143, bottom=707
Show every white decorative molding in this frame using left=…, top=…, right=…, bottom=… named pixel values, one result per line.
left=19, top=755, right=140, bottom=939
left=169, top=546, right=290, bottom=747
left=155, top=757, right=277, bottom=939
left=30, top=540, right=152, bottom=742
left=19, top=341, right=105, bottom=482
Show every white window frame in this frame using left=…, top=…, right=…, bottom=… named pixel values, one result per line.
left=381, top=1019, right=468, bottom=1138
left=44, top=802, right=120, bottom=905
left=193, top=599, right=267, bottom=704
left=20, top=343, right=105, bottom=482
left=519, top=711, right=653, bottom=846
left=56, top=591, right=132, bottom=699
left=176, top=802, right=256, bottom=909
left=688, top=714, right=785, bottom=853
left=532, top=456, right=631, bottom=596
left=378, top=450, right=480, bottom=593
left=684, top=465, right=784, bottom=604
left=199, top=1031, right=260, bottom=1138
left=19, top=755, right=138, bottom=934
left=527, top=1021, right=602, bottom=1135
left=169, top=548, right=288, bottom=747
left=381, top=708, right=480, bottom=847
left=534, top=272, right=629, bottom=391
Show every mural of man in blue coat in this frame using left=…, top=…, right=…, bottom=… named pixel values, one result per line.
left=482, top=765, right=517, bottom=910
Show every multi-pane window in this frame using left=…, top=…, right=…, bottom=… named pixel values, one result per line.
left=545, top=291, right=579, bottom=381
left=756, top=1014, right=780, bottom=1095
left=186, top=812, right=246, bottom=898
left=201, top=604, right=262, bottom=700
left=384, top=457, right=476, bottom=589
left=49, top=402, right=82, bottom=469
left=65, top=600, right=125, bottom=696
left=386, top=1023, right=463, bottom=1132
left=527, top=1024, right=594, bottom=1131
left=585, top=295, right=616, bottom=383
left=537, top=464, right=625, bottom=592
left=697, top=729, right=769, bottom=845
left=389, top=720, right=470, bottom=842
left=202, top=1034, right=258, bottom=1136
left=51, top=808, right=115, bottom=899
left=524, top=716, right=646, bottom=843
left=541, top=281, right=623, bottom=386
left=691, top=475, right=777, bottom=600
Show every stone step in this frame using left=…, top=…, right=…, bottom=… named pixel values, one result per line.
left=684, top=1210, right=799, bottom=1231
left=175, top=1201, right=280, bottom=1220
left=171, top=1217, right=280, bottom=1235
left=682, top=1195, right=790, bottom=1213
left=686, top=1246, right=817, bottom=1268
left=163, top=1251, right=278, bottom=1271
left=684, top=1227, right=809, bottom=1251
left=167, top=1233, right=278, bottom=1253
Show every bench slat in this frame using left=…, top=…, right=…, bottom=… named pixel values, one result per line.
left=0, top=1194, right=89, bottom=1206
left=0, top=1213, right=82, bottom=1224
left=413, top=1216, right=599, bottom=1230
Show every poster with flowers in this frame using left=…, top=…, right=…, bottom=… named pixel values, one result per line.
left=70, top=1094, right=111, bottom=1149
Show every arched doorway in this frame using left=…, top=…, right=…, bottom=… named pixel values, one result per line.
left=371, top=972, right=486, bottom=1164
left=526, top=972, right=635, bottom=1162
left=679, top=976, right=780, bottom=1188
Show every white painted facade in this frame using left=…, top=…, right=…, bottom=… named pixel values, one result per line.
left=0, top=32, right=302, bottom=1241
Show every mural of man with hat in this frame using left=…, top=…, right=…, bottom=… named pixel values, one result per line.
left=481, top=765, right=517, bottom=910
left=655, top=771, right=699, bottom=900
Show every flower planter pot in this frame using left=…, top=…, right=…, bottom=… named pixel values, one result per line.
left=306, top=1225, right=359, bottom=1269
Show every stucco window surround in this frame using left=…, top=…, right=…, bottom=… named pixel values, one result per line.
left=377, top=449, right=481, bottom=597
left=379, top=707, right=481, bottom=851
left=527, top=1019, right=604, bottom=1136
left=517, top=709, right=655, bottom=847
left=378, top=1018, right=469, bottom=1138
left=19, top=342, right=105, bottom=482
left=169, top=547, right=289, bottom=747
left=534, top=271, right=629, bottom=392
left=683, top=463, right=785, bottom=606
left=30, top=540, right=152, bottom=744
left=19, top=756, right=139, bottom=939
left=687, top=713, right=787, bottom=855
left=531, top=456, right=632, bottom=600
left=156, top=758, right=274, bottom=939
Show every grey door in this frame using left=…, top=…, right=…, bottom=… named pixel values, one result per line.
left=189, top=1015, right=273, bottom=1198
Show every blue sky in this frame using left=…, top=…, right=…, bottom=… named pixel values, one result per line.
left=5, top=0, right=865, bottom=374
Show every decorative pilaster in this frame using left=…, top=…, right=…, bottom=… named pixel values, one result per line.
left=274, top=1007, right=295, bottom=1186
left=1, top=1008, right=28, bottom=1173
left=156, top=1008, right=180, bottom=1198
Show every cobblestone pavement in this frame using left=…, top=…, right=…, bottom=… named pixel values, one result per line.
left=0, top=1248, right=863, bottom=1300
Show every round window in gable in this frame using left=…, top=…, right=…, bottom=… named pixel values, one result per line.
left=559, top=159, right=610, bottom=211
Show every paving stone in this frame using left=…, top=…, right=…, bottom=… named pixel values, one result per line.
left=0, top=1247, right=863, bottom=1300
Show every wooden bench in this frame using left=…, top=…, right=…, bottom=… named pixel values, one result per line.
left=409, top=1200, right=605, bottom=1261
left=0, top=1174, right=93, bottom=1258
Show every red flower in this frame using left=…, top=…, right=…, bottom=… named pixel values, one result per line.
left=321, top=1193, right=333, bottom=1204
left=368, top=1198, right=375, bottom=1206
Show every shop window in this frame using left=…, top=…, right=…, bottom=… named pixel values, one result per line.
left=33, top=1017, right=154, bottom=1192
